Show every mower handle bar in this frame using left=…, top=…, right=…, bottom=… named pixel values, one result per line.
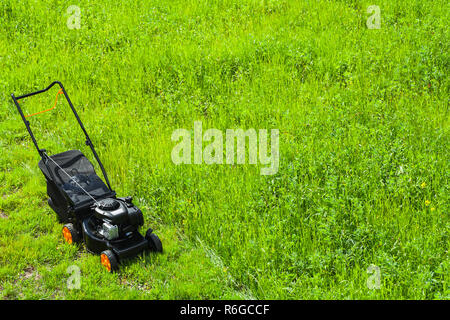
left=13, top=80, right=63, bottom=100
left=11, top=81, right=113, bottom=193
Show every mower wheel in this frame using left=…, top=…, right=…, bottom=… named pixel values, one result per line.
left=145, top=229, right=163, bottom=253
left=100, top=250, right=119, bottom=272
left=62, top=223, right=79, bottom=244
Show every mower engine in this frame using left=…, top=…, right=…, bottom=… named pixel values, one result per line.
left=94, top=197, right=143, bottom=240
left=79, top=194, right=161, bottom=272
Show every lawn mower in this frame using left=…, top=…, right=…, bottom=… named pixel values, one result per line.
left=11, top=81, right=162, bottom=272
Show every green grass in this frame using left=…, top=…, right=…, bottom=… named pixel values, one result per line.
left=0, top=0, right=448, bottom=299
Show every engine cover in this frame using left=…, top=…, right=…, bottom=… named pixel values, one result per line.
left=93, top=198, right=143, bottom=228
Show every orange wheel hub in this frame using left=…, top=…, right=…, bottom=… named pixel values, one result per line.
left=62, top=226, right=73, bottom=244
left=101, top=253, right=111, bottom=272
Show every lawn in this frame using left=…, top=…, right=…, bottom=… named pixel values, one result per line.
left=0, top=0, right=448, bottom=299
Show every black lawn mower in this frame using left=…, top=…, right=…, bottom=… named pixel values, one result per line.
left=11, top=81, right=162, bottom=272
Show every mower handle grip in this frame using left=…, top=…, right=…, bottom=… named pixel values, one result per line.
left=13, top=81, right=64, bottom=100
